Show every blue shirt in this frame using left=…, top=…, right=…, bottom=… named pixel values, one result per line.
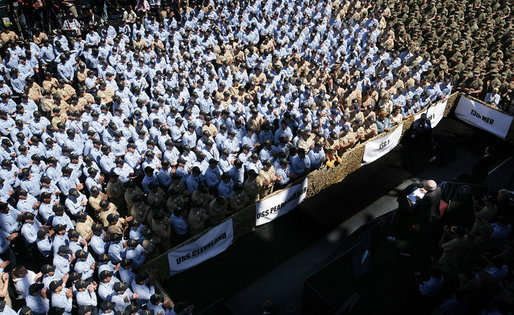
left=26, top=293, right=50, bottom=314
left=204, top=166, right=221, bottom=188
left=40, top=45, right=56, bottom=63
left=275, top=166, right=290, bottom=186
left=171, top=213, right=188, bottom=235
left=108, top=241, right=124, bottom=263
left=0, top=205, right=21, bottom=233
left=228, top=165, right=245, bottom=185
left=308, top=148, right=325, bottom=170
left=376, top=118, right=392, bottom=133
left=218, top=180, right=234, bottom=199
left=142, top=174, right=159, bottom=193
left=51, top=291, right=73, bottom=313
left=186, top=173, right=203, bottom=193
left=58, top=175, right=79, bottom=196
left=290, top=155, right=311, bottom=176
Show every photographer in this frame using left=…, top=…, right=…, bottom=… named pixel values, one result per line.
left=62, top=13, right=81, bottom=36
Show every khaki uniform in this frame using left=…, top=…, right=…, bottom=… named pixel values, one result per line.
left=131, top=202, right=150, bottom=223
left=147, top=187, right=166, bottom=207
left=215, top=91, right=225, bottom=102
left=362, top=96, right=375, bottom=109
left=98, top=203, right=118, bottom=227
left=260, top=40, right=275, bottom=54
left=247, top=114, right=265, bottom=132
left=50, top=114, right=65, bottom=127
left=42, top=98, right=56, bottom=113
left=229, top=190, right=250, bottom=211
left=28, top=83, right=43, bottom=102
left=404, top=77, right=416, bottom=90
left=0, top=31, right=18, bottom=44
left=201, top=123, right=218, bottom=137
left=324, top=138, right=340, bottom=157
left=369, top=90, right=379, bottom=103
left=378, top=16, right=387, bottom=29
left=222, top=50, right=235, bottom=65
left=106, top=179, right=125, bottom=214
left=188, top=208, right=209, bottom=234
left=337, top=3, right=349, bottom=19
left=166, top=195, right=186, bottom=212
left=208, top=199, right=229, bottom=226
left=383, top=36, right=395, bottom=50
left=97, top=87, right=114, bottom=103
left=355, top=126, right=366, bottom=141
left=191, top=190, right=210, bottom=208
left=32, top=32, right=48, bottom=45
left=107, top=221, right=124, bottom=235
left=228, top=83, right=240, bottom=96
left=297, top=136, right=314, bottom=154
left=56, top=84, right=76, bottom=101
left=220, top=99, right=230, bottom=109
left=76, top=68, right=88, bottom=84
left=134, top=38, right=148, bottom=49
left=56, top=99, right=71, bottom=112
left=365, top=111, right=377, bottom=122
left=256, top=166, right=276, bottom=199
left=351, top=110, right=365, bottom=122
left=213, top=44, right=222, bottom=57
left=77, top=93, right=95, bottom=110
left=152, top=39, right=165, bottom=50
left=346, top=90, right=362, bottom=107
left=244, top=178, right=259, bottom=202
left=252, top=72, right=267, bottom=85
left=393, top=79, right=405, bottom=91
left=364, top=123, right=378, bottom=138
left=76, top=216, right=94, bottom=240
left=151, top=217, right=171, bottom=240
left=0, top=271, right=12, bottom=307
left=170, top=180, right=188, bottom=195
left=339, top=131, right=356, bottom=154
left=296, top=63, right=310, bottom=77
left=124, top=187, right=144, bottom=210
left=385, top=86, right=397, bottom=98
left=89, top=193, right=105, bottom=212
left=235, top=50, right=245, bottom=62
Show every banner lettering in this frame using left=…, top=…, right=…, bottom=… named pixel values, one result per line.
left=256, top=178, right=308, bottom=226
left=168, top=219, right=234, bottom=276
left=362, top=124, right=403, bottom=165
left=415, top=100, right=447, bottom=128
left=455, top=96, right=513, bottom=139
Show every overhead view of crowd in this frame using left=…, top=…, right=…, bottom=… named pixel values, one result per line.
left=0, top=0, right=511, bottom=313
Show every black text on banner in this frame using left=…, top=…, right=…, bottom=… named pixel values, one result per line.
left=168, top=219, right=234, bottom=276
left=255, top=178, right=308, bottom=226
left=455, top=96, right=513, bottom=139
left=362, top=124, right=404, bottom=165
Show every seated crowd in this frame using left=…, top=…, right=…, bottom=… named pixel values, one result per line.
left=0, top=0, right=508, bottom=313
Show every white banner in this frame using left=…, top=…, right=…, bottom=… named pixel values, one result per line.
left=455, top=96, right=513, bottom=139
left=168, top=219, right=233, bottom=276
left=362, top=124, right=404, bottom=165
left=256, top=178, right=308, bottom=226
left=415, top=100, right=447, bottom=128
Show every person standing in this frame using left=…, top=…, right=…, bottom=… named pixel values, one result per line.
left=471, top=146, right=496, bottom=184
left=416, top=179, right=444, bottom=253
